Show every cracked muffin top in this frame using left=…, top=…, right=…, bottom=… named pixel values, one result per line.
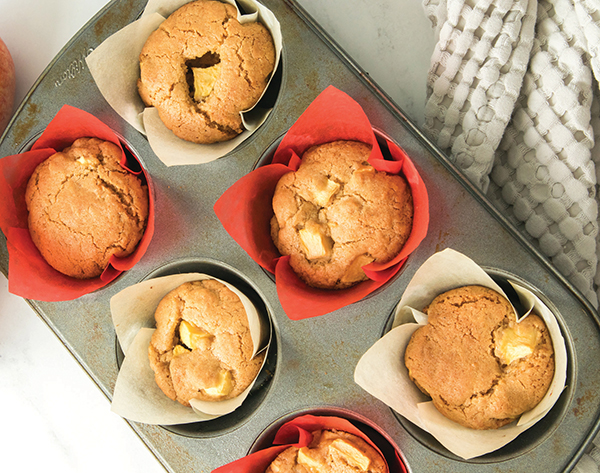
left=137, top=0, right=275, bottom=144
left=270, top=140, right=413, bottom=290
left=148, top=279, right=265, bottom=406
left=404, top=285, right=555, bottom=430
left=265, top=429, right=387, bottom=473
left=25, top=137, right=149, bottom=279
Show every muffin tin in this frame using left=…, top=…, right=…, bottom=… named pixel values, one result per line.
left=1, top=0, right=599, bottom=471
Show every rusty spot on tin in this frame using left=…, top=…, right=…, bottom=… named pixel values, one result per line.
left=11, top=102, right=41, bottom=149
left=435, top=229, right=451, bottom=253
left=304, top=70, right=319, bottom=93
left=91, top=322, right=104, bottom=344
left=93, top=7, right=120, bottom=41
left=573, top=389, right=597, bottom=418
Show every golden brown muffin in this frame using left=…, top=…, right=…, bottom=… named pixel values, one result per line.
left=25, top=137, right=149, bottom=279
left=148, top=279, right=264, bottom=406
left=404, top=285, right=555, bottom=430
left=270, top=140, right=413, bottom=290
left=137, top=0, right=276, bottom=144
left=265, top=429, right=386, bottom=473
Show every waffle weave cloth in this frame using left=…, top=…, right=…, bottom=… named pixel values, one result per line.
left=422, top=0, right=600, bottom=307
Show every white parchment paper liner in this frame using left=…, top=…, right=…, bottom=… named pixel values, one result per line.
left=86, top=0, right=282, bottom=166
left=354, top=248, right=567, bottom=459
left=110, top=272, right=271, bottom=425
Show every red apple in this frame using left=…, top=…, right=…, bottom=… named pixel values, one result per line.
left=0, top=37, right=16, bottom=135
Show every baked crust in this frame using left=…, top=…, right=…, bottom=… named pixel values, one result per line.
left=270, top=140, right=413, bottom=289
left=137, top=0, right=275, bottom=144
left=265, top=429, right=387, bottom=473
left=148, top=279, right=264, bottom=406
left=25, top=137, right=148, bottom=279
left=404, top=285, right=555, bottom=430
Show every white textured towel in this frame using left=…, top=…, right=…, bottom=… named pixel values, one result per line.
left=423, top=0, right=600, bottom=307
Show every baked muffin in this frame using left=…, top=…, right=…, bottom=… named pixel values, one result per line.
left=270, top=140, right=413, bottom=289
left=137, top=0, right=276, bottom=144
left=265, top=429, right=386, bottom=473
left=404, top=285, right=555, bottom=430
left=148, top=279, right=264, bottom=406
left=25, top=137, right=149, bottom=279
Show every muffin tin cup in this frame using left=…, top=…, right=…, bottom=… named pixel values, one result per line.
left=251, top=126, right=420, bottom=302
left=242, top=407, right=409, bottom=473
left=391, top=266, right=574, bottom=463
left=215, top=86, right=429, bottom=319
left=85, top=0, right=283, bottom=166
left=111, top=257, right=278, bottom=438
left=0, top=104, right=155, bottom=301
left=357, top=248, right=571, bottom=461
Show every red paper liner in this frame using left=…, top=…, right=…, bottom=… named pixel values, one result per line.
left=0, top=104, right=155, bottom=301
left=212, top=414, right=407, bottom=473
left=214, top=86, right=429, bottom=319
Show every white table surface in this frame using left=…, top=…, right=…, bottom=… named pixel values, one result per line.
left=0, top=0, right=434, bottom=471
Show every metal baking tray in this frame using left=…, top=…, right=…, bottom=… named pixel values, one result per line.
left=1, top=0, right=599, bottom=471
